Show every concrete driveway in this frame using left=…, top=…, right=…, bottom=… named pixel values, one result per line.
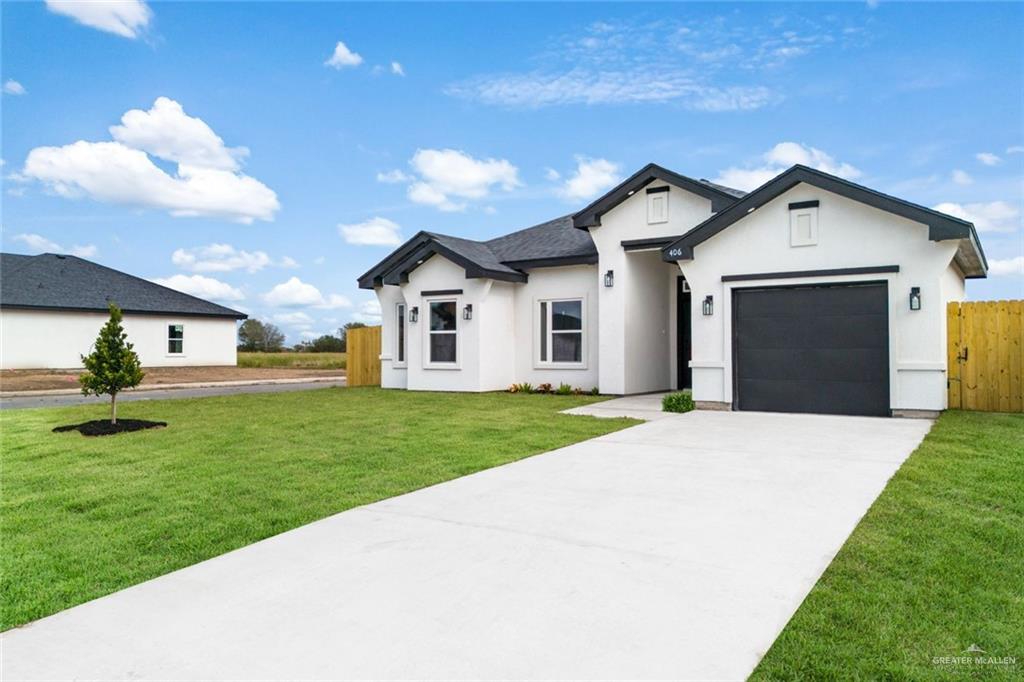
left=2, top=410, right=931, bottom=681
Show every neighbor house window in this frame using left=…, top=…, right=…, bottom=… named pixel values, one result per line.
left=428, top=300, right=457, bottom=364
left=395, top=303, right=406, bottom=366
left=168, top=324, right=184, bottom=354
left=538, top=298, right=584, bottom=365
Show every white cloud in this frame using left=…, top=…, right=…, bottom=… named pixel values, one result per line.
left=110, top=97, right=247, bottom=171
left=376, top=169, right=410, bottom=184
left=391, top=61, right=405, bottom=76
left=314, top=256, right=326, bottom=265
left=400, top=148, right=520, bottom=212
left=1007, top=146, right=1024, bottom=155
left=325, top=41, right=363, bottom=69
left=171, top=243, right=276, bottom=273
left=714, top=142, right=862, bottom=191
left=339, top=216, right=402, bottom=246
left=544, top=167, right=561, bottom=181
left=975, top=152, right=1001, bottom=166
left=21, top=98, right=279, bottom=224
left=273, top=311, right=314, bottom=326
left=151, top=274, right=245, bottom=302
left=448, top=70, right=778, bottom=110
left=987, top=256, right=1023, bottom=277
left=932, top=201, right=1019, bottom=233
left=951, top=169, right=973, bottom=186
left=3, top=80, right=26, bottom=95
left=352, top=299, right=382, bottom=324
left=263, top=277, right=352, bottom=309
left=46, top=0, right=151, bottom=39
left=557, top=157, right=620, bottom=202
left=444, top=16, right=862, bottom=110
left=279, top=256, right=299, bottom=268
left=12, top=232, right=97, bottom=258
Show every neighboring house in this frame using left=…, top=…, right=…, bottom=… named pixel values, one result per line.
left=1, top=253, right=246, bottom=369
left=359, top=163, right=987, bottom=417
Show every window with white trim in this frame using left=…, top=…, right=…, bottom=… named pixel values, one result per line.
left=538, top=298, right=584, bottom=365
left=428, top=300, right=457, bottom=364
left=167, top=324, right=184, bottom=354
left=395, top=303, right=406, bottom=366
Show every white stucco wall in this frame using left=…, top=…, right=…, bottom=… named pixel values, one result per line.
left=0, top=308, right=238, bottom=369
left=587, top=180, right=715, bottom=394
left=677, top=183, right=964, bottom=412
left=512, top=265, right=599, bottom=390
left=372, top=258, right=601, bottom=392
left=376, top=285, right=408, bottom=389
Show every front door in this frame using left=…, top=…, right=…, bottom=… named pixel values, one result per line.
left=676, top=276, right=692, bottom=389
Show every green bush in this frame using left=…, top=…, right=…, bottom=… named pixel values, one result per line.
left=662, top=392, right=695, bottom=413
left=555, top=383, right=573, bottom=395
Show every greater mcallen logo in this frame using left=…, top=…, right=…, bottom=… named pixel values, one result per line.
left=932, top=644, right=1017, bottom=670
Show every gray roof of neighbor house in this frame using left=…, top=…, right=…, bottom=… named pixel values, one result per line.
left=0, top=253, right=248, bottom=319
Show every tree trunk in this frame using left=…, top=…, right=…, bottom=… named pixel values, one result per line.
left=111, top=392, right=117, bottom=425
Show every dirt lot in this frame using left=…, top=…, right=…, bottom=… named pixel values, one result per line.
left=0, top=366, right=346, bottom=393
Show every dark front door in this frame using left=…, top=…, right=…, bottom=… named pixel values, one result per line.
left=677, top=276, right=692, bottom=389
left=732, top=282, right=889, bottom=416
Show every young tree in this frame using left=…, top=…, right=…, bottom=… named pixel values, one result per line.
left=79, top=303, right=145, bottom=425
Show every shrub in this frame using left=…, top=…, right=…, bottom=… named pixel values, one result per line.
left=536, top=383, right=553, bottom=394
left=555, top=383, right=573, bottom=395
left=572, top=387, right=585, bottom=395
left=509, top=382, right=534, bottom=394
left=590, top=387, right=600, bottom=396
left=662, top=392, right=695, bottom=413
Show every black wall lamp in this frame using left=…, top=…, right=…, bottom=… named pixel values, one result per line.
left=409, top=306, right=419, bottom=323
left=909, top=287, right=921, bottom=311
left=463, top=304, right=473, bottom=321
left=604, top=270, right=614, bottom=287
left=702, top=295, right=714, bottom=316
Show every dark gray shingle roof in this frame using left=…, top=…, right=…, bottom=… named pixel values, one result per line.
left=1, top=253, right=247, bottom=319
left=485, top=215, right=597, bottom=263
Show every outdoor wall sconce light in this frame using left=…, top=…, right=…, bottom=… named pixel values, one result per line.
left=702, top=295, right=714, bottom=316
left=409, top=306, right=419, bottom=323
left=604, top=270, right=614, bottom=287
left=463, top=304, right=473, bottom=321
left=909, top=287, right=922, bottom=311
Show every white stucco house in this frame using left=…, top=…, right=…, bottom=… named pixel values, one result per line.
left=1, top=252, right=246, bottom=369
left=359, top=163, right=987, bottom=417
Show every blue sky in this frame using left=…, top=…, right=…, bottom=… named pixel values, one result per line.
left=3, top=1, right=1022, bottom=342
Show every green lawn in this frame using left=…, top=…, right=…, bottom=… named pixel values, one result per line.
left=752, top=410, right=1024, bottom=680
left=0, top=388, right=636, bottom=630
left=237, top=351, right=346, bottom=369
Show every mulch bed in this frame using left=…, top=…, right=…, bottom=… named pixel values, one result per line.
left=53, top=419, right=167, bottom=437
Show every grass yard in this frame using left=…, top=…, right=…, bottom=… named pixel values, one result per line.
left=752, top=410, right=1024, bottom=680
left=0, top=388, right=636, bottom=630
left=237, top=351, right=346, bottom=369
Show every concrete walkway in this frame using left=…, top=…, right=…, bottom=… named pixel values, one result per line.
left=0, top=377, right=346, bottom=410
left=2, top=411, right=931, bottom=681
left=562, top=392, right=675, bottom=420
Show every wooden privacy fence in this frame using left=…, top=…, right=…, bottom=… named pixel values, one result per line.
left=947, top=301, right=1023, bottom=412
left=347, top=325, right=381, bottom=387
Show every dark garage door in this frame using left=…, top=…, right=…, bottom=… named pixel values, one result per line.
left=733, top=282, right=890, bottom=416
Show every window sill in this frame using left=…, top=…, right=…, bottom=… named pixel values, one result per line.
left=534, top=363, right=587, bottom=371
left=424, top=363, right=460, bottom=371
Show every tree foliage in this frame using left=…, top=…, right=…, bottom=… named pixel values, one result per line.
left=237, top=319, right=285, bottom=352
left=79, top=303, right=145, bottom=424
left=294, top=334, right=345, bottom=353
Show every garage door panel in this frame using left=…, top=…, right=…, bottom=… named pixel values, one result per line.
left=733, top=283, right=889, bottom=417
left=736, top=378, right=890, bottom=416
left=736, top=348, right=888, bottom=383
left=737, top=285, right=887, bottom=319
left=737, top=315, right=888, bottom=350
